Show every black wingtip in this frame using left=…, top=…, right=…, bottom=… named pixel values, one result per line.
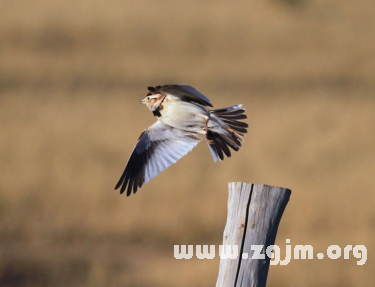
left=115, top=173, right=126, bottom=193
left=119, top=184, right=125, bottom=194
left=119, top=178, right=128, bottom=195
left=114, top=182, right=121, bottom=191
left=126, top=182, right=132, bottom=197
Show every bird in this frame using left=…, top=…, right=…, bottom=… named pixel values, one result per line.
left=115, top=84, right=248, bottom=196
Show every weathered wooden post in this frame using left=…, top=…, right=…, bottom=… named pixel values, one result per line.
left=216, top=182, right=291, bottom=287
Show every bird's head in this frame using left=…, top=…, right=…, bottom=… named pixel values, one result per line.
left=141, top=91, right=165, bottom=112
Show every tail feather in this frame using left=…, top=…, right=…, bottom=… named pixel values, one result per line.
left=207, top=142, right=219, bottom=162
left=218, top=114, right=247, bottom=120
left=210, top=104, right=243, bottom=113
left=221, top=121, right=247, bottom=134
left=215, top=134, right=231, bottom=157
left=206, top=105, right=248, bottom=161
left=221, top=119, right=248, bottom=128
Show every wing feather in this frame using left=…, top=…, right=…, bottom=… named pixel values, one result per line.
left=115, top=121, right=201, bottom=196
left=157, top=84, right=213, bottom=107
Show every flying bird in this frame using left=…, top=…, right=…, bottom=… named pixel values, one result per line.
left=115, top=84, right=248, bottom=196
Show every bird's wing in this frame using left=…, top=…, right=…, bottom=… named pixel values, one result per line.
left=158, top=84, right=213, bottom=107
left=115, top=121, right=201, bottom=196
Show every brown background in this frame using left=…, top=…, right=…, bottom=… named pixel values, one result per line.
left=1, top=0, right=374, bottom=286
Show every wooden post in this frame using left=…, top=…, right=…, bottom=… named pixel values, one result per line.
left=216, top=182, right=291, bottom=287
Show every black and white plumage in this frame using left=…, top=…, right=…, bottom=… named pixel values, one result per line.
left=115, top=84, right=248, bottom=196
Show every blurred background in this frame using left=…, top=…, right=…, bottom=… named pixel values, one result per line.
left=1, top=0, right=374, bottom=286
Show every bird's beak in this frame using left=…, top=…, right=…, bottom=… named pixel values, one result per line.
left=140, top=98, right=147, bottom=104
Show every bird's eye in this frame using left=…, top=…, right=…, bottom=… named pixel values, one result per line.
left=146, top=97, right=150, bottom=101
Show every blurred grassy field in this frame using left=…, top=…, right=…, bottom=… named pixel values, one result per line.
left=1, top=0, right=375, bottom=286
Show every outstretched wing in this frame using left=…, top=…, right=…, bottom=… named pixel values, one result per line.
left=157, top=84, right=213, bottom=107
left=115, top=121, right=201, bottom=196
